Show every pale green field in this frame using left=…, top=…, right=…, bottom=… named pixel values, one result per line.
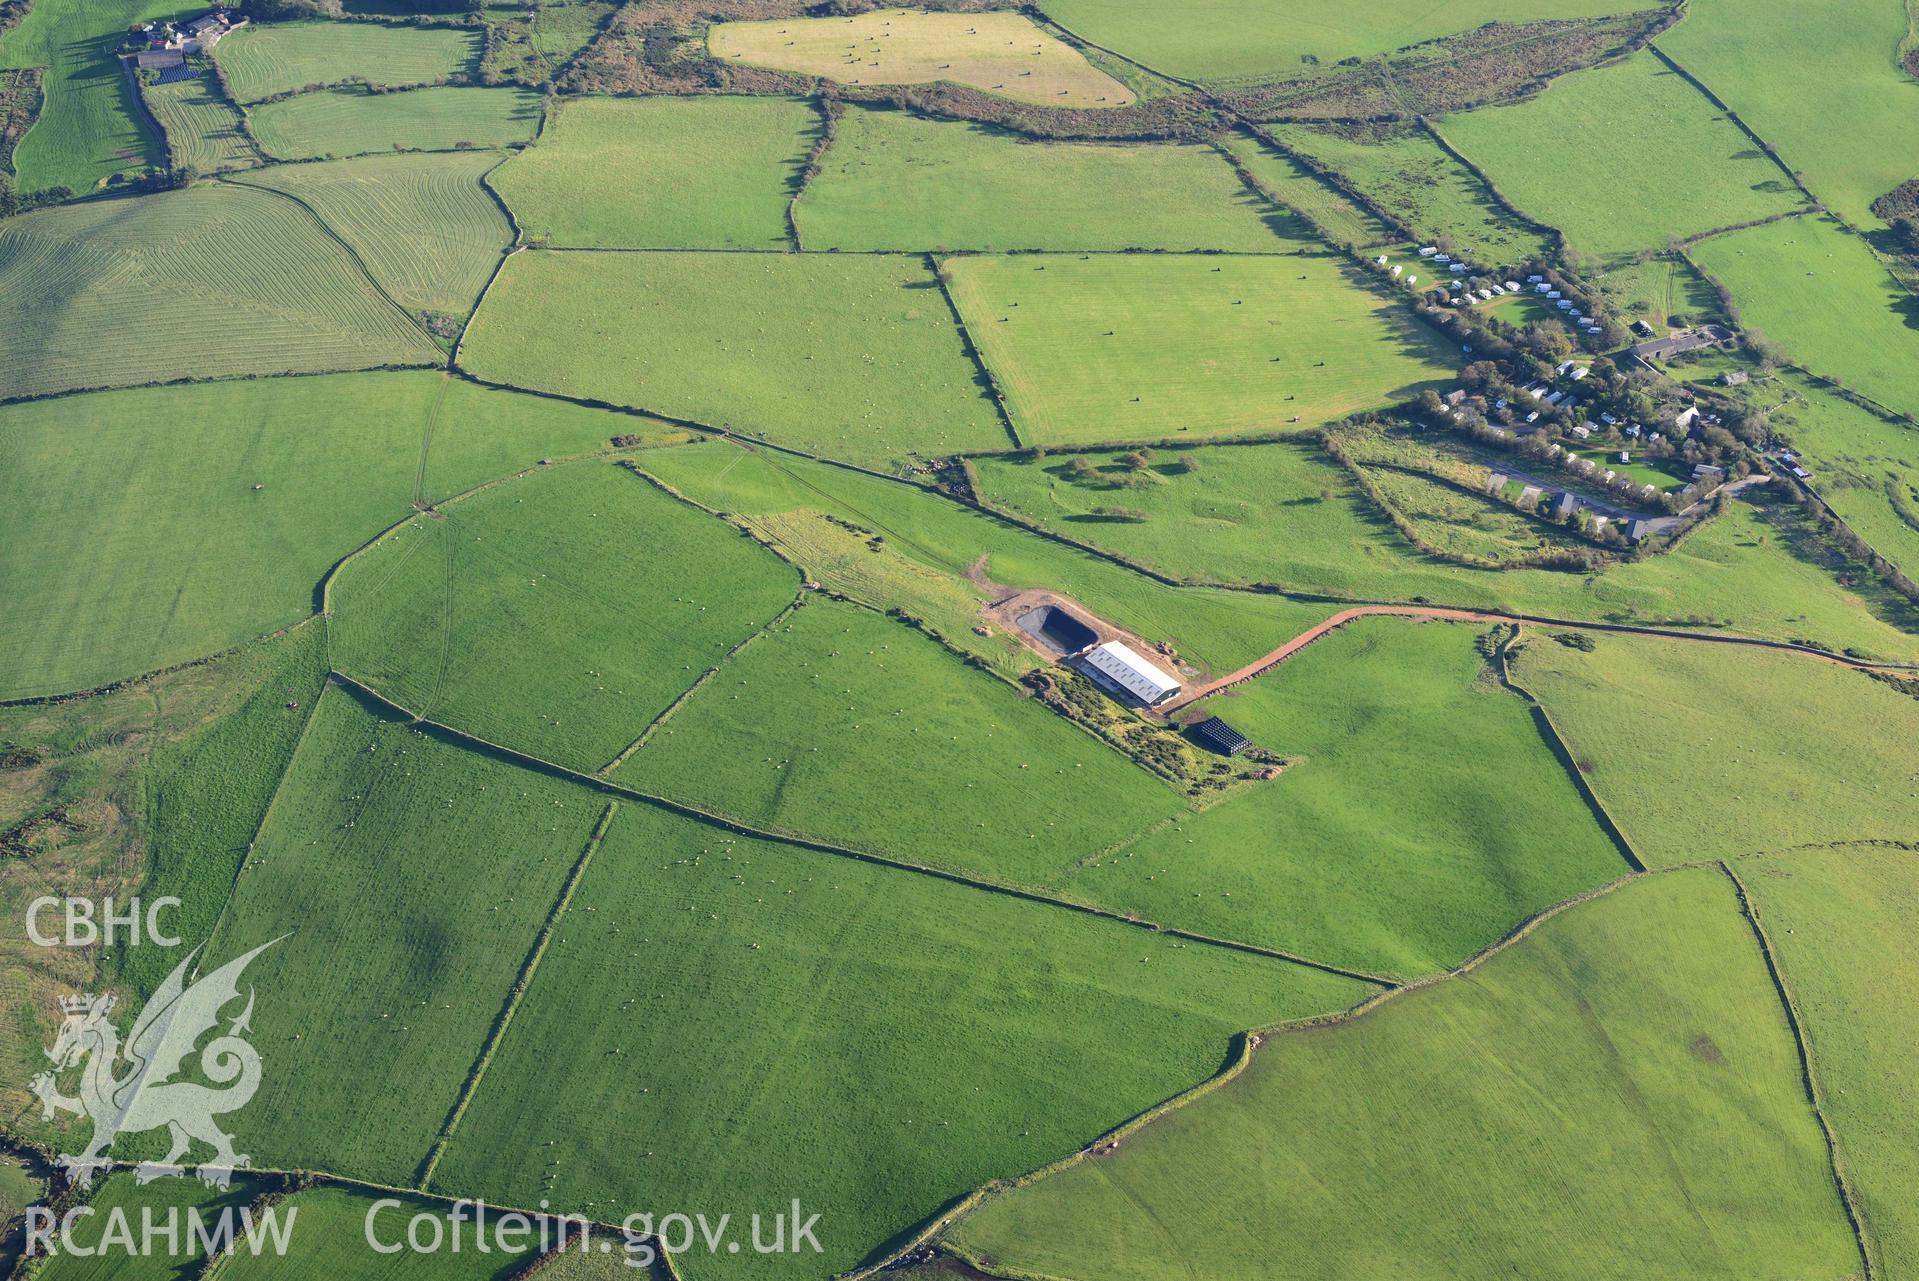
left=1511, top=630, right=1919, bottom=865
left=1660, top=0, right=1919, bottom=227
left=234, top=150, right=514, bottom=319
left=1271, top=123, right=1551, bottom=266
left=1592, top=254, right=1723, bottom=329
left=1691, top=214, right=1919, bottom=422
left=435, top=801, right=1367, bottom=1281
left=1439, top=51, right=1806, bottom=261
left=943, top=253, right=1455, bottom=445
left=492, top=95, right=818, bottom=249
left=459, top=249, right=1011, bottom=465
left=249, top=85, right=542, bottom=160
left=0, top=183, right=439, bottom=403
left=709, top=8, right=1135, bottom=107
left=949, top=868, right=1860, bottom=1281
left=1024, top=0, right=1656, bottom=86
left=1742, top=847, right=1919, bottom=1280
left=797, top=106, right=1308, bottom=252
left=0, top=372, right=625, bottom=699
left=215, top=19, right=479, bottom=102
left=145, top=70, right=261, bottom=172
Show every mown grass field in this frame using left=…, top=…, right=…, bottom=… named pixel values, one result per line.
left=235, top=150, right=513, bottom=321
left=330, top=460, right=798, bottom=773
left=617, top=597, right=1183, bottom=885
left=1056, top=618, right=1629, bottom=977
left=145, top=69, right=260, bottom=172
left=1510, top=630, right=1919, bottom=865
left=943, top=253, right=1454, bottom=446
left=1742, top=847, right=1919, bottom=1280
left=1272, top=123, right=1551, bottom=266
left=1660, top=0, right=1916, bottom=227
left=968, top=444, right=1919, bottom=660
left=0, top=183, right=440, bottom=402
left=248, top=85, right=542, bottom=160
left=1439, top=51, right=1806, bottom=262
left=459, top=250, right=1011, bottom=465
left=1690, top=214, right=1919, bottom=422
left=1023, top=0, right=1653, bottom=86
left=1218, top=132, right=1393, bottom=248
left=492, top=95, right=817, bottom=249
left=0, top=372, right=622, bottom=699
left=708, top=8, right=1134, bottom=107
left=796, top=106, right=1306, bottom=252
left=220, top=1186, right=536, bottom=1279
left=0, top=0, right=177, bottom=193
left=434, top=801, right=1369, bottom=1281
left=636, top=440, right=1342, bottom=682
left=214, top=19, right=480, bottom=102
left=949, top=868, right=1859, bottom=1281
left=205, top=687, right=597, bottom=1186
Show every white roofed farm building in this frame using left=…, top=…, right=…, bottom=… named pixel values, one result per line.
left=1079, top=641, right=1182, bottom=707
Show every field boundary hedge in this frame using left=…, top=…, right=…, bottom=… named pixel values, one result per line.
left=417, top=798, right=620, bottom=1190
left=928, top=252, right=1024, bottom=449
left=1644, top=42, right=1824, bottom=216
left=1493, top=627, right=1647, bottom=872
left=319, top=670, right=1396, bottom=989
left=1718, top=859, right=1880, bottom=1279
left=784, top=91, right=839, bottom=251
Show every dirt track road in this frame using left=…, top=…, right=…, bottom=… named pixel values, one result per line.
left=1160, top=604, right=1914, bottom=713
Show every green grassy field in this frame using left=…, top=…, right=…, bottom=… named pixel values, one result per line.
left=942, top=254, right=1455, bottom=446
left=432, top=800, right=1369, bottom=1281
left=30, top=1173, right=263, bottom=1281
left=796, top=106, right=1307, bottom=252
left=708, top=8, right=1134, bottom=107
left=617, top=597, right=1183, bottom=885
left=1756, top=370, right=1919, bottom=578
left=1741, top=847, right=1919, bottom=1280
left=203, top=686, right=597, bottom=1186
left=492, top=95, right=817, bottom=249
left=949, top=867, right=1860, bottom=1281
left=1660, top=0, right=1917, bottom=227
left=220, top=1186, right=536, bottom=1279
left=0, top=0, right=181, bottom=193
left=0, top=372, right=624, bottom=699
left=1510, top=630, right=1919, bottom=865
left=235, top=150, right=513, bottom=321
left=1023, top=0, right=1653, bottom=86
left=1691, top=214, right=1919, bottom=422
left=1057, top=618, right=1630, bottom=977
left=968, top=444, right=1919, bottom=660
left=1359, top=463, right=1588, bottom=564
left=330, top=459, right=799, bottom=773
left=0, top=183, right=441, bottom=402
left=1218, top=132, right=1394, bottom=248
left=1438, top=51, right=1806, bottom=262
left=635, top=439, right=1343, bottom=682
left=459, top=250, right=1010, bottom=466
left=249, top=85, right=542, bottom=160
left=145, top=69, right=260, bottom=172
left=1271, top=123, right=1551, bottom=266
left=214, top=19, right=479, bottom=102
left=1592, top=253, right=1723, bottom=329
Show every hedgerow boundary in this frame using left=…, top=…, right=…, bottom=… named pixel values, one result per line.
left=417, top=799, right=620, bottom=1190
left=1719, top=859, right=1879, bottom=1280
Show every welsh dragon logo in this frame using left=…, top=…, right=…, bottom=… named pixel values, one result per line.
left=31, top=940, right=280, bottom=1189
